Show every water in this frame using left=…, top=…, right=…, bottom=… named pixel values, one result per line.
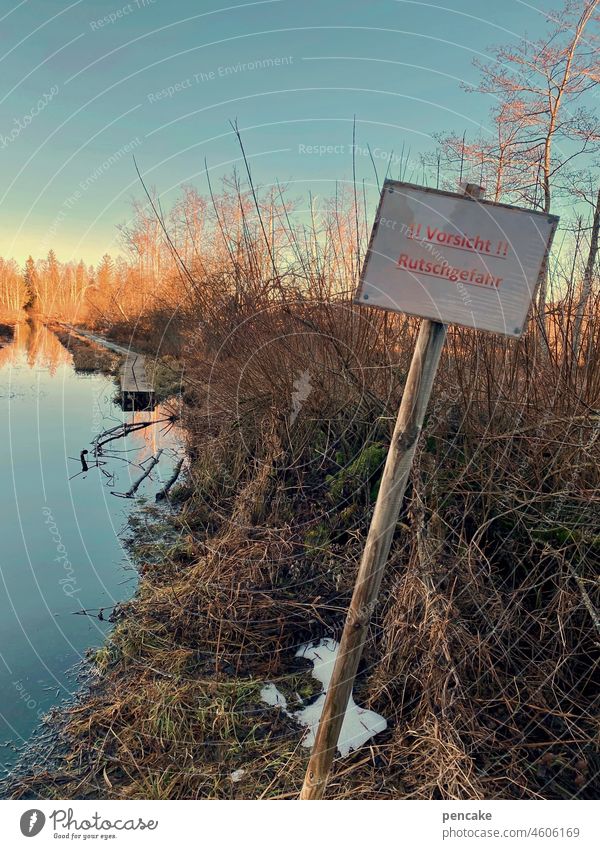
left=0, top=322, right=182, bottom=774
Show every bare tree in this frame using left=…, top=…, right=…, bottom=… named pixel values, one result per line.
left=433, top=1, right=600, bottom=321
left=571, top=181, right=600, bottom=351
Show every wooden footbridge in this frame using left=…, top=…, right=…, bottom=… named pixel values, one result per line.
left=61, top=325, right=155, bottom=410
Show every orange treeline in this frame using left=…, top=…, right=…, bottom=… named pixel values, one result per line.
left=0, top=248, right=140, bottom=324
left=0, top=179, right=361, bottom=337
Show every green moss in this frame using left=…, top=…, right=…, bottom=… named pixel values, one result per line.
left=304, top=522, right=331, bottom=556
left=90, top=643, right=119, bottom=674
left=531, top=526, right=600, bottom=549
left=339, top=503, right=358, bottom=525
left=325, top=441, right=386, bottom=504
left=425, top=435, right=437, bottom=453
left=274, top=671, right=321, bottom=710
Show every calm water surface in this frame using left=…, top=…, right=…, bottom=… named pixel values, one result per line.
left=0, top=323, right=181, bottom=774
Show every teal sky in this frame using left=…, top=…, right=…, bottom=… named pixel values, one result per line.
left=0, top=0, right=570, bottom=263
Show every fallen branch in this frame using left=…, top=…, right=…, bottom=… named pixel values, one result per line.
left=71, top=606, right=116, bottom=621
left=112, top=449, right=163, bottom=498
left=93, top=420, right=171, bottom=454
left=155, top=458, right=184, bottom=501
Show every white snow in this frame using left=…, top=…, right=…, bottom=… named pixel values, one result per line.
left=295, top=637, right=340, bottom=686
left=259, top=682, right=288, bottom=709
left=260, top=638, right=387, bottom=757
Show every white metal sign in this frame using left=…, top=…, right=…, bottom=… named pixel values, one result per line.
left=355, top=181, right=559, bottom=336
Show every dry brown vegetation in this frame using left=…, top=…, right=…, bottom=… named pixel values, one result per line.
left=7, top=165, right=599, bottom=801
left=5, top=1, right=600, bottom=800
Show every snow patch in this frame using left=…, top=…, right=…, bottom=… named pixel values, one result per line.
left=260, top=638, right=387, bottom=757
left=260, top=682, right=288, bottom=709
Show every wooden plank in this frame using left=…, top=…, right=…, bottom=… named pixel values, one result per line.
left=59, top=324, right=153, bottom=394
left=120, top=353, right=152, bottom=393
left=60, top=324, right=132, bottom=356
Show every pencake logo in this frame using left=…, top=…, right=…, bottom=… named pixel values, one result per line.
left=20, top=809, right=46, bottom=837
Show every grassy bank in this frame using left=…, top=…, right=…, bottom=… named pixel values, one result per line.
left=7, top=178, right=600, bottom=800
left=50, top=325, right=120, bottom=376
left=9, top=282, right=600, bottom=800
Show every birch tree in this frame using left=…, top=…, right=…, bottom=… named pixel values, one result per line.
left=434, top=1, right=600, bottom=319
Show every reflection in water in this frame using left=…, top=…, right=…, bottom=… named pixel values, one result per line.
left=0, top=320, right=73, bottom=374
left=0, top=324, right=183, bottom=777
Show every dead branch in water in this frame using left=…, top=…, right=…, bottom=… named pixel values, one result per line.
left=68, top=451, right=113, bottom=483
left=155, top=458, right=184, bottom=501
left=71, top=605, right=122, bottom=622
left=112, top=449, right=163, bottom=498
left=92, top=419, right=173, bottom=455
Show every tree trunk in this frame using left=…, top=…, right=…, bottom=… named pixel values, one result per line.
left=573, top=187, right=600, bottom=356
left=537, top=0, right=599, bottom=325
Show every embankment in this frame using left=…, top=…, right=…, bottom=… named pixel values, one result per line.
left=7, top=299, right=600, bottom=801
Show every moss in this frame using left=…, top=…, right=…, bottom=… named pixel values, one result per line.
left=326, top=441, right=386, bottom=504
left=90, top=643, right=119, bottom=674
left=303, top=522, right=331, bottom=556
left=274, top=671, right=321, bottom=711
left=168, top=483, right=193, bottom=504
left=531, top=526, right=600, bottom=549
left=532, top=526, right=578, bottom=544
left=339, top=503, right=358, bottom=525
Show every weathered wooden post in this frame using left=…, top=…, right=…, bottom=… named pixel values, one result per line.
left=300, top=182, right=556, bottom=799
left=300, top=316, right=446, bottom=799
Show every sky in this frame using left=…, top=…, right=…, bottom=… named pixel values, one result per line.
left=0, top=0, right=572, bottom=264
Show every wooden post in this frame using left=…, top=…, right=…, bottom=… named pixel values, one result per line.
left=299, top=319, right=446, bottom=799
left=299, top=183, right=484, bottom=800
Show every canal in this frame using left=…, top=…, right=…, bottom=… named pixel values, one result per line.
left=0, top=321, right=182, bottom=775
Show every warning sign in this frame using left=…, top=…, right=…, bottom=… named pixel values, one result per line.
left=355, top=181, right=558, bottom=336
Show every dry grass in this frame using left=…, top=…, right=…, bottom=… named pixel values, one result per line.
left=50, top=326, right=119, bottom=376
left=8, top=183, right=600, bottom=801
